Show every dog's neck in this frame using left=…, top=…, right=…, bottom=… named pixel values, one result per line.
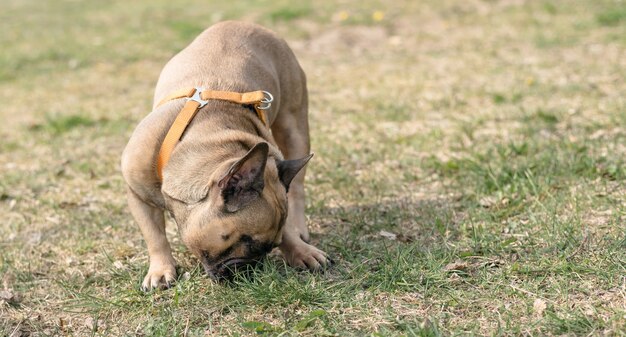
left=159, top=101, right=283, bottom=204
left=196, top=101, right=273, bottom=141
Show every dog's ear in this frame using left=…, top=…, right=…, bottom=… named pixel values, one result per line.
left=218, top=142, right=269, bottom=212
left=277, top=153, right=314, bottom=191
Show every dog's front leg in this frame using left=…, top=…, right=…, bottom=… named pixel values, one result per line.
left=273, top=112, right=331, bottom=270
left=127, top=187, right=177, bottom=290
left=279, top=174, right=331, bottom=270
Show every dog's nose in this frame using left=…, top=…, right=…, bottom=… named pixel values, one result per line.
left=224, top=258, right=258, bottom=271
left=205, top=259, right=259, bottom=281
left=202, top=264, right=219, bottom=281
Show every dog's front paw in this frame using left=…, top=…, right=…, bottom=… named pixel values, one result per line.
left=281, top=240, right=332, bottom=271
left=141, top=258, right=177, bottom=291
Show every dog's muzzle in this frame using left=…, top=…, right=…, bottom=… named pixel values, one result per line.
left=203, top=257, right=262, bottom=281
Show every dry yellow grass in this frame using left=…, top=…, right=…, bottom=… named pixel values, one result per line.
left=1, top=0, right=625, bottom=335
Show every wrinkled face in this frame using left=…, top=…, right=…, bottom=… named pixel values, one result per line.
left=162, top=142, right=310, bottom=280
left=179, top=169, right=287, bottom=280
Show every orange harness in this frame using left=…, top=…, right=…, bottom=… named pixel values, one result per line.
left=155, top=87, right=273, bottom=181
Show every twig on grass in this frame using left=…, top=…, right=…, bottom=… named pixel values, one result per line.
left=508, top=284, right=555, bottom=304
left=566, top=231, right=590, bottom=261
left=10, top=319, right=24, bottom=337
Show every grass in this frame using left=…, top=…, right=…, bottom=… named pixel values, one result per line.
left=1, top=0, right=625, bottom=335
left=597, top=6, right=626, bottom=27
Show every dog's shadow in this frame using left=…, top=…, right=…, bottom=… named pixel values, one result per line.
left=169, top=194, right=467, bottom=287
left=311, top=194, right=465, bottom=247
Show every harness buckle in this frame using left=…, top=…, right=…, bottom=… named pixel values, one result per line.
left=257, top=91, right=274, bottom=110
left=187, top=87, right=209, bottom=108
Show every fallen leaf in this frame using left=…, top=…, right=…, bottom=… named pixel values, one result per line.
left=533, top=298, right=546, bottom=317
left=448, top=273, right=462, bottom=282
left=84, top=317, right=96, bottom=330
left=444, top=261, right=469, bottom=272
left=379, top=230, right=397, bottom=240
left=0, top=289, right=21, bottom=304
left=479, top=196, right=496, bottom=208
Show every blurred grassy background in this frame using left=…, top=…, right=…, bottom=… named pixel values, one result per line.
left=1, top=0, right=625, bottom=335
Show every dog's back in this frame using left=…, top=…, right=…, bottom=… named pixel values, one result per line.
left=153, top=21, right=305, bottom=116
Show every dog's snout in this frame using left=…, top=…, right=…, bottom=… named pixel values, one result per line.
left=223, top=257, right=261, bottom=273
left=203, top=257, right=263, bottom=281
left=225, top=258, right=252, bottom=269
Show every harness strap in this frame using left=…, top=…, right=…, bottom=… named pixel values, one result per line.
left=155, top=87, right=273, bottom=181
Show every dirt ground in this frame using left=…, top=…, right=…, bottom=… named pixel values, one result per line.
left=1, top=0, right=625, bottom=335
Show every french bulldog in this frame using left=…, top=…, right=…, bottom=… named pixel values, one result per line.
left=121, top=21, right=330, bottom=290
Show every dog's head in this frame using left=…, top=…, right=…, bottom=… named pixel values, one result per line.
left=162, top=142, right=311, bottom=280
